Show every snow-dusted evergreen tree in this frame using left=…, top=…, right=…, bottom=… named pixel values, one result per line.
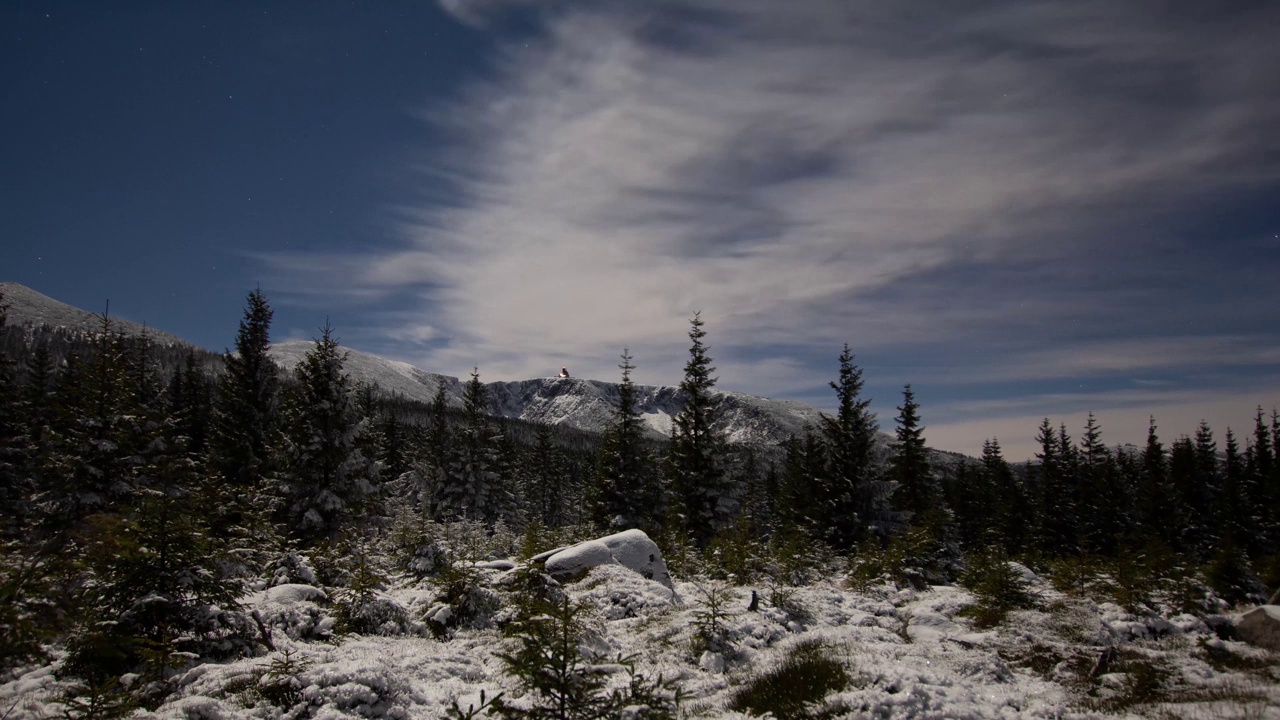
left=983, top=439, right=1029, bottom=549
left=68, top=400, right=247, bottom=684
left=36, top=314, right=142, bottom=540
left=166, top=352, right=213, bottom=457
left=668, top=313, right=736, bottom=543
left=1248, top=407, right=1278, bottom=551
left=210, top=289, right=279, bottom=489
left=1031, top=418, right=1074, bottom=555
left=526, top=424, right=570, bottom=528
left=1075, top=414, right=1127, bottom=555
left=1191, top=421, right=1221, bottom=551
left=0, top=292, right=22, bottom=535
left=436, top=369, right=508, bottom=523
left=888, top=384, right=934, bottom=520
left=817, top=344, right=890, bottom=548
left=595, top=348, right=659, bottom=530
left=1136, top=417, right=1175, bottom=547
left=396, top=383, right=453, bottom=514
left=206, top=289, right=281, bottom=557
left=278, top=324, right=379, bottom=544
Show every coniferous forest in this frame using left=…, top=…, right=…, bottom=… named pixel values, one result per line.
left=1, top=287, right=1278, bottom=719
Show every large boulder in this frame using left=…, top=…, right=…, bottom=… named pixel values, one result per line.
left=539, top=529, right=673, bottom=589
left=1236, top=605, right=1280, bottom=651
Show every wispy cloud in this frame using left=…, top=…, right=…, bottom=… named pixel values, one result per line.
left=260, top=0, right=1280, bottom=441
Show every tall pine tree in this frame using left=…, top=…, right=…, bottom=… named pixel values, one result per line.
left=595, top=349, right=659, bottom=531
left=668, top=313, right=735, bottom=543
left=278, top=323, right=379, bottom=544
left=437, top=369, right=508, bottom=523
left=818, top=345, right=889, bottom=548
left=889, top=384, right=934, bottom=520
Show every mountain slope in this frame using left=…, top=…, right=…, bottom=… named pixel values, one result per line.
left=0, top=281, right=191, bottom=347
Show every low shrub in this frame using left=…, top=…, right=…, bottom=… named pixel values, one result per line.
left=729, top=640, right=849, bottom=720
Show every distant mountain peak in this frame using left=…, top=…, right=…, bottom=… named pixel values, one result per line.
left=267, top=340, right=826, bottom=444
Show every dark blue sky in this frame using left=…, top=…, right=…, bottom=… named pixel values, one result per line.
left=3, top=1, right=485, bottom=344
left=4, top=0, right=1279, bottom=458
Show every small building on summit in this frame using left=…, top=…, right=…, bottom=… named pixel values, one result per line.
left=558, top=367, right=571, bottom=378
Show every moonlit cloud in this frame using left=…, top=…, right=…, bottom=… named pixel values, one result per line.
left=259, top=0, right=1280, bottom=453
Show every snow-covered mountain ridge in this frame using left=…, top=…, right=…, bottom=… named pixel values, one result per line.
left=1, top=282, right=949, bottom=452
left=269, top=340, right=827, bottom=445
left=0, top=281, right=190, bottom=347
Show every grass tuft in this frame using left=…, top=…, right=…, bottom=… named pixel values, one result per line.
left=728, top=640, right=849, bottom=720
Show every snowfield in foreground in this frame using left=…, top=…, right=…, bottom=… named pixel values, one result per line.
left=4, top=561, right=1278, bottom=720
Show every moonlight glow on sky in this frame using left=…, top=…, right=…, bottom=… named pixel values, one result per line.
left=3, top=1, right=1279, bottom=459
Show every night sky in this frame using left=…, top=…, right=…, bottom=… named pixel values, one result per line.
left=4, top=1, right=1279, bottom=459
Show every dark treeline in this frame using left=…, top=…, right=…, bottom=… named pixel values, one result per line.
left=1, top=288, right=1278, bottom=706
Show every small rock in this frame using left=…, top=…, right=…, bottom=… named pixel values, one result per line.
left=698, top=651, right=725, bottom=674
left=1203, top=614, right=1236, bottom=641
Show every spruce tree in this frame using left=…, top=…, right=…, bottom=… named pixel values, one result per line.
left=817, top=345, right=886, bottom=548
left=1192, top=420, right=1221, bottom=553
left=437, top=369, right=508, bottom=523
left=889, top=384, right=933, bottom=520
left=278, top=323, right=378, bottom=544
left=1137, top=417, right=1175, bottom=547
left=1220, top=428, right=1249, bottom=544
left=668, top=313, right=735, bottom=543
left=982, top=438, right=1028, bottom=551
left=0, top=293, right=22, bottom=534
left=207, top=290, right=281, bottom=556
left=1032, top=418, right=1072, bottom=556
left=1250, top=407, right=1278, bottom=550
left=397, top=383, right=450, bottom=517
left=1076, top=415, right=1125, bottom=555
left=776, top=432, right=819, bottom=534
left=525, top=425, right=568, bottom=528
left=38, top=314, right=138, bottom=538
left=595, top=349, right=658, bottom=530
left=210, top=289, right=279, bottom=489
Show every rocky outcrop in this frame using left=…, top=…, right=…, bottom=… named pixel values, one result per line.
left=535, top=529, right=673, bottom=589
left=1236, top=605, right=1280, bottom=651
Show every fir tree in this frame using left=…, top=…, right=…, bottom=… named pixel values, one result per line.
left=278, top=323, right=379, bottom=544
left=1137, top=417, right=1175, bottom=547
left=1250, top=407, right=1279, bottom=550
left=210, top=289, right=279, bottom=489
left=207, top=290, right=281, bottom=556
left=37, top=314, right=139, bottom=538
left=817, top=345, right=886, bottom=549
left=1219, top=428, right=1249, bottom=545
left=595, top=349, right=658, bottom=531
left=167, top=353, right=214, bottom=456
left=1192, top=420, right=1221, bottom=536
left=982, top=438, right=1028, bottom=551
left=668, top=314, right=735, bottom=543
left=889, top=384, right=933, bottom=520
left=414, top=382, right=453, bottom=513
left=0, top=292, right=22, bottom=535
left=437, top=369, right=508, bottom=523
left=1032, top=418, right=1075, bottom=555
left=1168, top=436, right=1199, bottom=552
left=1075, top=415, right=1126, bottom=555
left=776, top=432, right=819, bottom=534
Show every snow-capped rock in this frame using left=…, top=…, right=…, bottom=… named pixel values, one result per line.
left=541, top=529, right=673, bottom=589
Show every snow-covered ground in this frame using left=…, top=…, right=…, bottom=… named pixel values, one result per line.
left=5, top=553, right=1277, bottom=720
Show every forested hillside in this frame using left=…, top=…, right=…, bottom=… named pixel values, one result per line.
left=1, top=287, right=1277, bottom=718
